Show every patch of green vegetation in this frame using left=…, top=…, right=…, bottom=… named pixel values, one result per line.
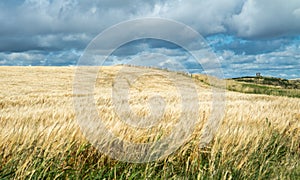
left=227, top=82, right=300, bottom=98
left=226, top=77, right=300, bottom=98
left=232, top=76, right=300, bottom=89
left=193, top=74, right=300, bottom=98
left=1, top=129, right=299, bottom=179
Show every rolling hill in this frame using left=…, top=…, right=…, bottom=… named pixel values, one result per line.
left=0, top=66, right=299, bottom=179
left=230, top=76, right=300, bottom=89
left=193, top=73, right=300, bottom=98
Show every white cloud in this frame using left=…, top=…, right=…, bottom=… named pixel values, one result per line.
left=219, top=43, right=300, bottom=78
left=157, top=0, right=300, bottom=38
left=159, top=0, right=244, bottom=35
left=0, top=50, right=80, bottom=66
left=0, top=0, right=299, bottom=79
left=0, top=51, right=45, bottom=65
left=293, top=8, right=300, bottom=17
left=229, top=0, right=300, bottom=38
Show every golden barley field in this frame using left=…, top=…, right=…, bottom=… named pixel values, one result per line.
left=0, top=66, right=299, bottom=179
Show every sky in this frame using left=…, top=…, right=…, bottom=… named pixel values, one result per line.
left=0, top=0, right=300, bottom=78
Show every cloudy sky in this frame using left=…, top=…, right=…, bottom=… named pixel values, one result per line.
left=1, top=0, right=300, bottom=78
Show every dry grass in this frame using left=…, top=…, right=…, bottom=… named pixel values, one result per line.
left=0, top=66, right=299, bottom=179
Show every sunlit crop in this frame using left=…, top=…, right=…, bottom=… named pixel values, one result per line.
left=0, top=66, right=299, bottom=179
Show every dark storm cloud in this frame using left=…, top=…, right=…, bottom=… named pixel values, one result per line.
left=0, top=0, right=160, bottom=36
left=0, top=0, right=162, bottom=52
left=0, top=0, right=299, bottom=78
left=1, top=0, right=300, bottom=52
